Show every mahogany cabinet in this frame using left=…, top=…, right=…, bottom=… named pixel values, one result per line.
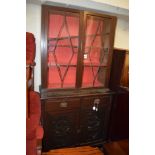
left=120, top=50, right=129, bottom=87
left=41, top=94, right=113, bottom=151
left=40, top=5, right=117, bottom=152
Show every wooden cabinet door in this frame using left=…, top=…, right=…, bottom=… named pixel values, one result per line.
left=81, top=12, right=116, bottom=88
left=80, top=108, right=104, bottom=143
left=41, top=5, right=116, bottom=91
left=42, top=98, right=80, bottom=151
left=80, top=96, right=111, bottom=143
left=41, top=5, right=83, bottom=89
left=43, top=110, right=79, bottom=151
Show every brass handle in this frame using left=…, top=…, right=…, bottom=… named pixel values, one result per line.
left=60, top=102, right=68, bottom=108
left=93, top=98, right=100, bottom=111
left=94, top=98, right=100, bottom=104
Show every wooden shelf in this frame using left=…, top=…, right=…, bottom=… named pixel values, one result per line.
left=48, top=33, right=110, bottom=41
left=48, top=63, right=107, bottom=67
left=48, top=83, right=76, bottom=89
left=83, top=64, right=107, bottom=67
left=48, top=36, right=79, bottom=41
left=48, top=45, right=109, bottom=54
left=83, top=61, right=107, bottom=67
left=82, top=80, right=104, bottom=88
left=48, top=44, right=79, bottom=48
left=84, top=47, right=109, bottom=51
left=85, top=33, right=110, bottom=37
left=48, top=63, right=77, bottom=67
left=48, top=44, right=109, bottom=52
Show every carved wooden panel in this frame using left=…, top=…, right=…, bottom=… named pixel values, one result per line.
left=42, top=95, right=112, bottom=151
left=80, top=96, right=111, bottom=143
left=80, top=110, right=104, bottom=142
left=43, top=110, right=79, bottom=151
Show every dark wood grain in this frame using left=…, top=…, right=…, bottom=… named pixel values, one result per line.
left=109, top=49, right=126, bottom=90
left=41, top=5, right=117, bottom=152
left=109, top=87, right=129, bottom=141
left=41, top=94, right=113, bottom=152
left=120, top=50, right=129, bottom=87
left=105, top=18, right=117, bottom=88
left=75, top=11, right=84, bottom=88
left=41, top=5, right=49, bottom=88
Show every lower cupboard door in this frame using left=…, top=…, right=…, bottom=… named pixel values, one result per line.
left=80, top=109, right=105, bottom=143
left=42, top=110, right=78, bottom=151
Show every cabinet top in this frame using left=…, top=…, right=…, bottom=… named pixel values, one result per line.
left=40, top=87, right=115, bottom=99
left=42, top=5, right=117, bottom=19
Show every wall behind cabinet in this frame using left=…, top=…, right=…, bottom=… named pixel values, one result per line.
left=26, top=3, right=129, bottom=92
left=26, top=4, right=41, bottom=92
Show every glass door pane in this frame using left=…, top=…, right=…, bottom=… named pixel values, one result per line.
left=47, top=12, right=80, bottom=88
left=82, top=15, right=111, bottom=88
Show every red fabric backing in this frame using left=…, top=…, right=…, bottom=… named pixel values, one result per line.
left=47, top=14, right=108, bottom=88
left=47, top=14, right=79, bottom=88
